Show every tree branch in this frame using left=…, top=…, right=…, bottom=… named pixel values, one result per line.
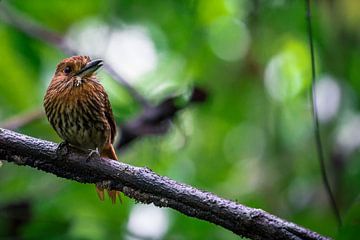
left=0, top=128, right=329, bottom=240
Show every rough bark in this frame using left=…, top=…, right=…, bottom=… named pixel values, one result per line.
left=0, top=128, right=329, bottom=240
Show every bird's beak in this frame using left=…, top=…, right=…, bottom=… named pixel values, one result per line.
left=76, top=59, right=103, bottom=77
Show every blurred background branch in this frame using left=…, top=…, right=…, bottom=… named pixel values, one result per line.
left=0, top=108, right=43, bottom=130
left=117, top=87, right=207, bottom=148
left=0, top=128, right=329, bottom=240
left=0, top=2, right=149, bottom=107
left=0, top=2, right=207, bottom=149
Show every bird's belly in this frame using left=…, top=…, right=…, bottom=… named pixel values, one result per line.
left=54, top=108, right=108, bottom=150
left=64, top=122, right=105, bottom=150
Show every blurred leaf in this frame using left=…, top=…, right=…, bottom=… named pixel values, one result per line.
left=338, top=198, right=360, bottom=239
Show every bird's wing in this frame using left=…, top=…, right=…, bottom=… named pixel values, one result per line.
left=104, top=93, right=117, bottom=144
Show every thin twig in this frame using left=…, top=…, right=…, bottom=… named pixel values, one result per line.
left=305, top=0, right=342, bottom=226
left=0, top=2, right=149, bottom=107
left=0, top=128, right=329, bottom=240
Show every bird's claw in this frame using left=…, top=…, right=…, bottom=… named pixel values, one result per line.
left=56, top=141, right=69, bottom=156
left=86, top=148, right=100, bottom=162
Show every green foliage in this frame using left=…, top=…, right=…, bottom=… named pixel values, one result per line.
left=0, top=0, right=359, bottom=239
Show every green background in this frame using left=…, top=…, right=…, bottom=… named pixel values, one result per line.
left=0, top=0, right=359, bottom=239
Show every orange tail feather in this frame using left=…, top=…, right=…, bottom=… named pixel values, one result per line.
left=96, top=144, right=121, bottom=204
left=96, top=184, right=105, bottom=201
left=101, top=143, right=118, bottom=161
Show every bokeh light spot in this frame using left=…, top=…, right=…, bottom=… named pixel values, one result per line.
left=336, top=114, right=360, bottom=155
left=264, top=39, right=311, bottom=102
left=315, top=75, right=341, bottom=123
left=105, top=26, right=158, bottom=82
left=208, top=16, right=250, bottom=62
left=66, top=19, right=158, bottom=82
left=127, top=204, right=169, bottom=240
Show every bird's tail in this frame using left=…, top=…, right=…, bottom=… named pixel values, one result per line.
left=96, top=144, right=121, bottom=204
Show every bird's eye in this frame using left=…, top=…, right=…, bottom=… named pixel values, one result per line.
left=64, top=66, right=72, bottom=74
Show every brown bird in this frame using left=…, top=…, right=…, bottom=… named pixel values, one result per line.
left=44, top=55, right=120, bottom=203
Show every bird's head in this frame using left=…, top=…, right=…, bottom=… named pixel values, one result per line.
left=53, top=56, right=103, bottom=88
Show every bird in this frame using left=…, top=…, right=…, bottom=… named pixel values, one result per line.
left=43, top=55, right=120, bottom=204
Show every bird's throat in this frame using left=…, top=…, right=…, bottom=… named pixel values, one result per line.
left=75, top=76, right=82, bottom=87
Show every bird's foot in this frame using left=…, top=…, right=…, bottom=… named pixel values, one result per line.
left=86, top=147, right=100, bottom=162
left=56, top=141, right=69, bottom=156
